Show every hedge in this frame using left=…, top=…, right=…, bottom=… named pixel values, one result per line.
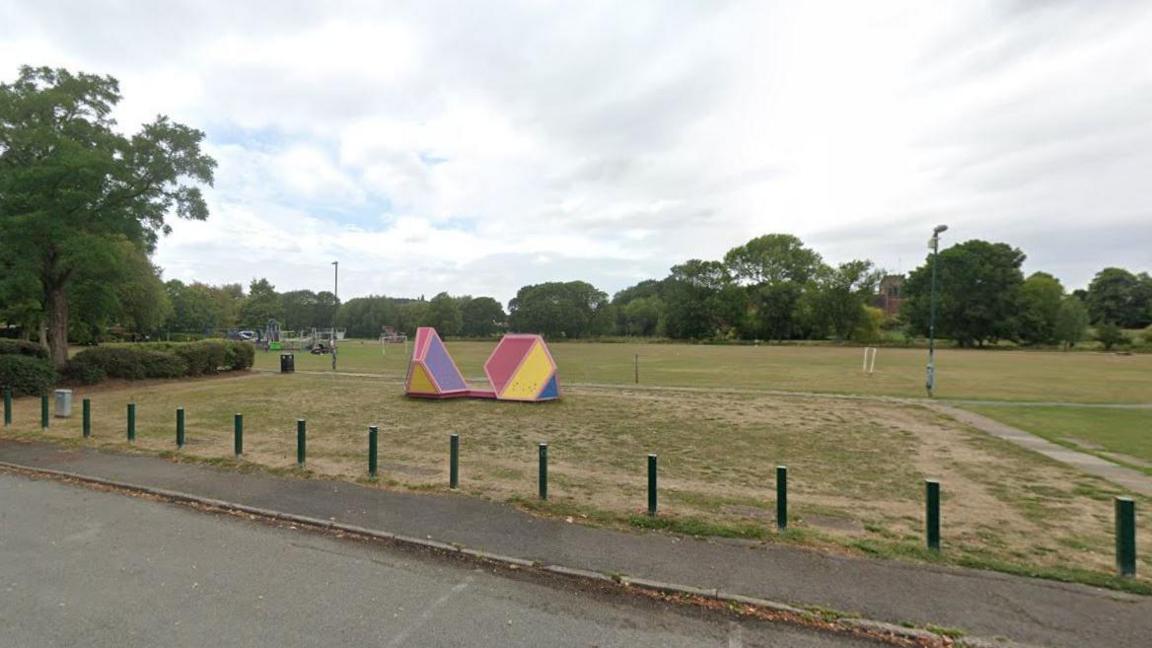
left=0, top=355, right=57, bottom=396
left=0, top=340, right=50, bottom=360
left=64, top=340, right=254, bottom=385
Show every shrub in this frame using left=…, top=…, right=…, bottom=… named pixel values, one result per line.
left=173, top=340, right=228, bottom=376
left=62, top=357, right=107, bottom=385
left=67, top=347, right=188, bottom=380
left=224, top=341, right=255, bottom=371
left=0, top=339, right=49, bottom=360
left=0, top=355, right=57, bottom=396
left=1095, top=323, right=1128, bottom=351
left=1143, top=325, right=1152, bottom=346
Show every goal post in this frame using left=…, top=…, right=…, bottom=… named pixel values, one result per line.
left=862, top=347, right=878, bottom=375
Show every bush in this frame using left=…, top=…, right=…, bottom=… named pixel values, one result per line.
left=0, top=355, right=57, bottom=396
left=1095, top=323, right=1128, bottom=351
left=173, top=340, right=228, bottom=376
left=1143, top=325, right=1152, bottom=346
left=0, top=339, right=49, bottom=360
left=224, top=341, right=255, bottom=370
left=67, top=347, right=188, bottom=380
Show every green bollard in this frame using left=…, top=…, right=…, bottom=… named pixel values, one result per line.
left=647, top=454, right=658, bottom=516
left=776, top=465, right=788, bottom=530
left=296, top=419, right=306, bottom=466
left=449, top=434, right=459, bottom=489
left=176, top=407, right=185, bottom=448
left=368, top=425, right=378, bottom=478
left=127, top=403, right=136, bottom=442
left=234, top=414, right=243, bottom=456
left=538, top=442, right=549, bottom=501
left=82, top=399, right=91, bottom=438
left=3, top=387, right=12, bottom=427
left=1116, top=497, right=1137, bottom=577
left=41, top=393, right=49, bottom=429
left=926, top=480, right=941, bottom=552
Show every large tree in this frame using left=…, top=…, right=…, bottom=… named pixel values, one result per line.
left=0, top=66, right=215, bottom=366
left=902, top=240, right=1025, bottom=347
left=460, top=296, right=506, bottom=337
left=427, top=292, right=463, bottom=336
left=508, top=281, right=608, bottom=338
left=1085, top=267, right=1150, bottom=327
left=807, top=260, right=882, bottom=340
left=1017, top=272, right=1065, bottom=345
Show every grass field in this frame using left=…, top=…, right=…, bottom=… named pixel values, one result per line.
left=258, top=339, right=1152, bottom=404
left=5, top=370, right=1150, bottom=591
left=966, top=405, right=1152, bottom=475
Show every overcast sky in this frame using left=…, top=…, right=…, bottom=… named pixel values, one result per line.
left=3, top=0, right=1150, bottom=303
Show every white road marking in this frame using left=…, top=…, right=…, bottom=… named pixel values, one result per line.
left=727, top=621, right=744, bottom=648
left=386, top=575, right=475, bottom=647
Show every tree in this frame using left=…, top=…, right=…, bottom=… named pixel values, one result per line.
left=1095, top=322, right=1127, bottom=351
left=1053, top=296, right=1089, bottom=350
left=335, top=295, right=397, bottom=338
left=1085, top=268, right=1146, bottom=327
left=508, top=281, right=607, bottom=338
left=902, top=240, right=1025, bottom=347
left=0, top=66, right=215, bottom=366
left=807, top=260, right=882, bottom=340
left=238, top=278, right=282, bottom=329
left=723, top=234, right=823, bottom=285
left=622, top=296, right=664, bottom=336
left=460, top=296, right=505, bottom=337
left=661, top=260, right=734, bottom=339
left=164, top=280, right=223, bottom=334
left=427, top=292, right=463, bottom=336
left=1017, top=272, right=1065, bottom=345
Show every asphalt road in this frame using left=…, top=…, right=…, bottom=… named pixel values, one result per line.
left=0, top=473, right=873, bottom=647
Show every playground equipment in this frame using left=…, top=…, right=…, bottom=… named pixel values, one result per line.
left=379, top=326, right=409, bottom=356
left=405, top=327, right=560, bottom=402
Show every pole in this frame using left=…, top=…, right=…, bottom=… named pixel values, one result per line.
left=538, top=442, right=549, bottom=500
left=127, top=403, right=136, bottom=443
left=234, top=413, right=243, bottom=456
left=297, top=419, right=306, bottom=466
left=449, top=434, right=460, bottom=489
left=3, top=387, right=11, bottom=427
left=926, top=480, right=941, bottom=551
left=1116, top=497, right=1137, bottom=577
left=634, top=353, right=639, bottom=384
left=331, top=260, right=339, bottom=372
left=41, top=393, right=49, bottom=429
left=82, top=399, right=91, bottom=438
left=776, top=465, right=788, bottom=530
left=368, top=426, right=378, bottom=478
left=647, top=454, right=658, bottom=516
left=176, top=407, right=185, bottom=448
left=927, top=235, right=939, bottom=396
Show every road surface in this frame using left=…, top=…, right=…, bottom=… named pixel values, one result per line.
left=0, top=472, right=873, bottom=647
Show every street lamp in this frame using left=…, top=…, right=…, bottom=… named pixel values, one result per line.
left=926, top=224, right=948, bottom=397
left=331, top=260, right=338, bottom=372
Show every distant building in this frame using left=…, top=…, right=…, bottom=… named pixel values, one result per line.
left=873, top=274, right=905, bottom=317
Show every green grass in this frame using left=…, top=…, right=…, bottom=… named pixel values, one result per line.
left=963, top=405, right=1152, bottom=474
left=255, top=338, right=1152, bottom=404
left=7, top=371, right=1151, bottom=592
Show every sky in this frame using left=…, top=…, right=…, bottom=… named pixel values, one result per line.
left=2, top=0, right=1150, bottom=304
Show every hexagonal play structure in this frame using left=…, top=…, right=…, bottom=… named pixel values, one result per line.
left=405, top=327, right=560, bottom=402
left=484, top=334, right=560, bottom=402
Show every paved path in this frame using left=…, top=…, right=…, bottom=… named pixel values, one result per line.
left=932, top=405, right=1152, bottom=496
left=1, top=439, right=1148, bottom=647
left=0, top=473, right=867, bottom=647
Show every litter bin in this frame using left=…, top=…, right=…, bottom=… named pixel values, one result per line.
left=280, top=353, right=295, bottom=374
left=54, top=389, right=73, bottom=418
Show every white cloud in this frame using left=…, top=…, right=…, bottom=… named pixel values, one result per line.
left=2, top=0, right=1150, bottom=304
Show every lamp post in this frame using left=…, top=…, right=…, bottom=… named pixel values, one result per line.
left=926, top=224, right=948, bottom=397
left=331, top=260, right=339, bottom=372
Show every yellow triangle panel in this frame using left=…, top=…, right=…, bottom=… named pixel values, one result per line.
left=501, top=342, right=554, bottom=400
left=408, top=363, right=438, bottom=394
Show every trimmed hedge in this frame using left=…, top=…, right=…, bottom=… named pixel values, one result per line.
left=0, top=355, right=57, bottom=396
left=0, top=339, right=49, bottom=360
left=64, top=340, right=254, bottom=385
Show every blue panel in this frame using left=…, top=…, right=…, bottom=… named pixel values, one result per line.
left=537, top=374, right=559, bottom=400
left=425, top=336, right=468, bottom=391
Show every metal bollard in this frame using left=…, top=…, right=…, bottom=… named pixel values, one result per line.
left=296, top=419, right=306, bottom=466
left=368, top=426, right=378, bottom=478
left=3, top=387, right=11, bottom=427
left=647, top=454, right=658, bottom=516
left=449, top=434, right=459, bottom=489
left=1116, top=497, right=1137, bottom=577
left=176, top=407, right=185, bottom=448
left=776, top=465, right=788, bottom=530
left=234, top=414, right=243, bottom=456
left=41, top=394, right=49, bottom=429
left=926, top=480, right=941, bottom=551
left=82, top=399, right=91, bottom=438
left=127, top=403, right=136, bottom=442
left=538, top=443, right=549, bottom=500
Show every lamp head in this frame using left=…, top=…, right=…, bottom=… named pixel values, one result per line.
left=933, top=224, right=949, bottom=235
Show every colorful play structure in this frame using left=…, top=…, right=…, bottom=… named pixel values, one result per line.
left=405, top=327, right=560, bottom=402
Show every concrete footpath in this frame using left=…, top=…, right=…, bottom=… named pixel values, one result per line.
left=1, top=439, right=1148, bottom=647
